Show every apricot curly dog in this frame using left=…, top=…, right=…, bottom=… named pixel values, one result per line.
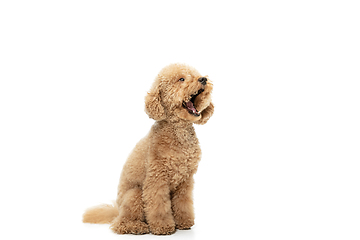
left=83, top=63, right=214, bottom=235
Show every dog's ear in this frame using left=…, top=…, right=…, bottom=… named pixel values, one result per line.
left=145, top=85, right=166, bottom=121
left=195, top=102, right=214, bottom=125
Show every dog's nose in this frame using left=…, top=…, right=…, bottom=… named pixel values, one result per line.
left=198, top=77, right=207, bottom=85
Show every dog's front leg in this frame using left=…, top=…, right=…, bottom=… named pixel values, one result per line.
left=171, top=176, right=195, bottom=230
left=143, top=160, right=175, bottom=235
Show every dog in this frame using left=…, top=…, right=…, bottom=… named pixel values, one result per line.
left=83, top=63, right=214, bottom=235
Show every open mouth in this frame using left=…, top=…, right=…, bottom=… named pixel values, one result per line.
left=182, top=89, right=204, bottom=116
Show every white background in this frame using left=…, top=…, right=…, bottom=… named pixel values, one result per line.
left=1, top=1, right=359, bottom=239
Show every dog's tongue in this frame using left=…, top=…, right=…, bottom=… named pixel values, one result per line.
left=186, top=101, right=198, bottom=114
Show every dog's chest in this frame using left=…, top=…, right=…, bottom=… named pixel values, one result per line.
left=154, top=123, right=202, bottom=189
left=165, top=136, right=201, bottom=189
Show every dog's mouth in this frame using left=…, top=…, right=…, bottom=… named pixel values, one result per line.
left=182, top=89, right=204, bottom=116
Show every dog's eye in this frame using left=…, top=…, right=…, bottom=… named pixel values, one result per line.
left=179, top=78, right=185, bottom=82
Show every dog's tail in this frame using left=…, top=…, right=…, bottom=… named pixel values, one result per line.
left=82, top=202, right=118, bottom=224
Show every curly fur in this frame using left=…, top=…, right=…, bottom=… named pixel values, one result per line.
left=83, top=63, right=214, bottom=235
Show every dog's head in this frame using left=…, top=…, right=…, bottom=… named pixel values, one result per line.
left=145, top=63, right=214, bottom=124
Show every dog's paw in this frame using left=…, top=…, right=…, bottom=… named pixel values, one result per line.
left=149, top=222, right=176, bottom=235
left=111, top=220, right=149, bottom=235
left=175, top=219, right=194, bottom=230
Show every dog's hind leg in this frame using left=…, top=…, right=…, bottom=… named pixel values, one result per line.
left=110, top=187, right=149, bottom=234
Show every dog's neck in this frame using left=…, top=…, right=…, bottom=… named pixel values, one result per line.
left=155, top=119, right=197, bottom=144
left=162, top=117, right=193, bottom=129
